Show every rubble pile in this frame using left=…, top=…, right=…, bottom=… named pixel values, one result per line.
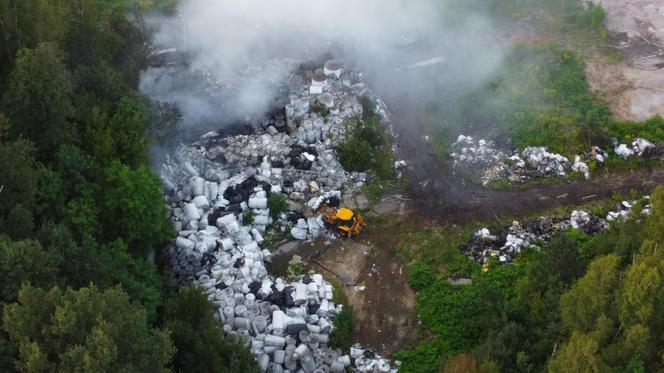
left=452, top=134, right=659, bottom=185
left=614, top=137, right=656, bottom=159
left=161, top=61, right=396, bottom=372
left=450, top=136, right=570, bottom=184
left=463, top=198, right=650, bottom=266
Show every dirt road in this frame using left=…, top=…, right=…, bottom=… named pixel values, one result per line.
left=387, top=93, right=664, bottom=225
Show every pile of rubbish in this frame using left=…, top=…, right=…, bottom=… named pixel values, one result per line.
left=451, top=135, right=659, bottom=185
left=463, top=197, right=650, bottom=266
left=613, top=137, right=656, bottom=159
left=161, top=61, right=396, bottom=372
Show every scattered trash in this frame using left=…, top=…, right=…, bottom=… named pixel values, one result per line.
left=463, top=198, right=650, bottom=266
left=451, top=134, right=659, bottom=184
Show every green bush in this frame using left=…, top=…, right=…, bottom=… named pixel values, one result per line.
left=310, top=101, right=330, bottom=118
left=267, top=193, right=289, bottom=219
left=408, top=262, right=436, bottom=291
left=243, top=211, right=255, bottom=225
left=337, top=114, right=393, bottom=175
left=329, top=306, right=354, bottom=351
left=162, top=286, right=258, bottom=373
left=337, top=138, right=373, bottom=172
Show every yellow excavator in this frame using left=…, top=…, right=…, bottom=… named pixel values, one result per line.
left=320, top=203, right=367, bottom=238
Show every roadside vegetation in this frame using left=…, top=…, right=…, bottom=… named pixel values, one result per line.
left=0, top=1, right=255, bottom=372
left=394, top=189, right=664, bottom=372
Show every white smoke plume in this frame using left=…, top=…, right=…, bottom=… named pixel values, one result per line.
left=140, top=0, right=505, bottom=137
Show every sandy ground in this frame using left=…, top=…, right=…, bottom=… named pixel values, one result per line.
left=587, top=0, right=664, bottom=120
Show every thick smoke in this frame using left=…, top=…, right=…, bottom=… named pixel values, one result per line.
left=140, top=0, right=504, bottom=138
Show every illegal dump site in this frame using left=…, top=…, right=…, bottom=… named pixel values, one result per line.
left=152, top=1, right=664, bottom=371
left=4, top=1, right=664, bottom=373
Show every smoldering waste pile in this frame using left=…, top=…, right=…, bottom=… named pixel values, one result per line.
left=160, top=61, right=395, bottom=372
left=463, top=198, right=651, bottom=266
left=451, top=135, right=658, bottom=185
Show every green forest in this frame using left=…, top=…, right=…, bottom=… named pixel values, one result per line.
left=0, top=1, right=256, bottom=372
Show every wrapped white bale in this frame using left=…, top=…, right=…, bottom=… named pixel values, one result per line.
left=233, top=317, right=252, bottom=330
left=337, top=355, right=351, bottom=367
left=253, top=214, right=269, bottom=226
left=253, top=316, right=268, bottom=333
left=265, top=335, right=286, bottom=347
left=252, top=340, right=264, bottom=352
left=182, top=161, right=198, bottom=177
left=284, top=356, right=297, bottom=371
left=241, top=241, right=260, bottom=253
left=249, top=197, right=268, bottom=209
left=183, top=203, right=201, bottom=222
left=291, top=227, right=308, bottom=240
left=312, top=274, right=323, bottom=286
left=273, top=350, right=286, bottom=364
left=257, top=354, right=270, bottom=372
left=178, top=229, right=196, bottom=237
left=217, top=214, right=240, bottom=234
left=319, top=318, right=331, bottom=333
left=192, top=195, right=210, bottom=210
left=313, top=333, right=329, bottom=344
left=175, top=237, right=195, bottom=251
left=294, top=283, right=308, bottom=304
left=330, top=361, right=345, bottom=373
left=293, top=343, right=309, bottom=360
left=191, top=176, right=205, bottom=196
left=301, top=354, right=316, bottom=372
left=206, top=182, right=219, bottom=201
left=251, top=228, right=264, bottom=243
left=325, top=284, right=333, bottom=300
left=220, top=238, right=235, bottom=251
left=272, top=310, right=288, bottom=330
left=235, top=229, right=254, bottom=245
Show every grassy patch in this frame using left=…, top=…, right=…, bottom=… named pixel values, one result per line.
left=329, top=284, right=354, bottom=351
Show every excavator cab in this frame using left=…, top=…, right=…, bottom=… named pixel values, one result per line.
left=320, top=204, right=366, bottom=238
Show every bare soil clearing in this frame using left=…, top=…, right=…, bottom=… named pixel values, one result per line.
left=587, top=0, right=664, bottom=120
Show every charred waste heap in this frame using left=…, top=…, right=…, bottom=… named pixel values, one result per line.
left=160, top=60, right=395, bottom=372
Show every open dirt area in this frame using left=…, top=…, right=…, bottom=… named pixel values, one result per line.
left=586, top=0, right=664, bottom=120
left=269, top=194, right=417, bottom=356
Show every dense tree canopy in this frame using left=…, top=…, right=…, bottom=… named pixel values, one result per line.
left=162, top=286, right=259, bottom=373
left=0, top=1, right=252, bottom=371
left=2, top=284, right=174, bottom=372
